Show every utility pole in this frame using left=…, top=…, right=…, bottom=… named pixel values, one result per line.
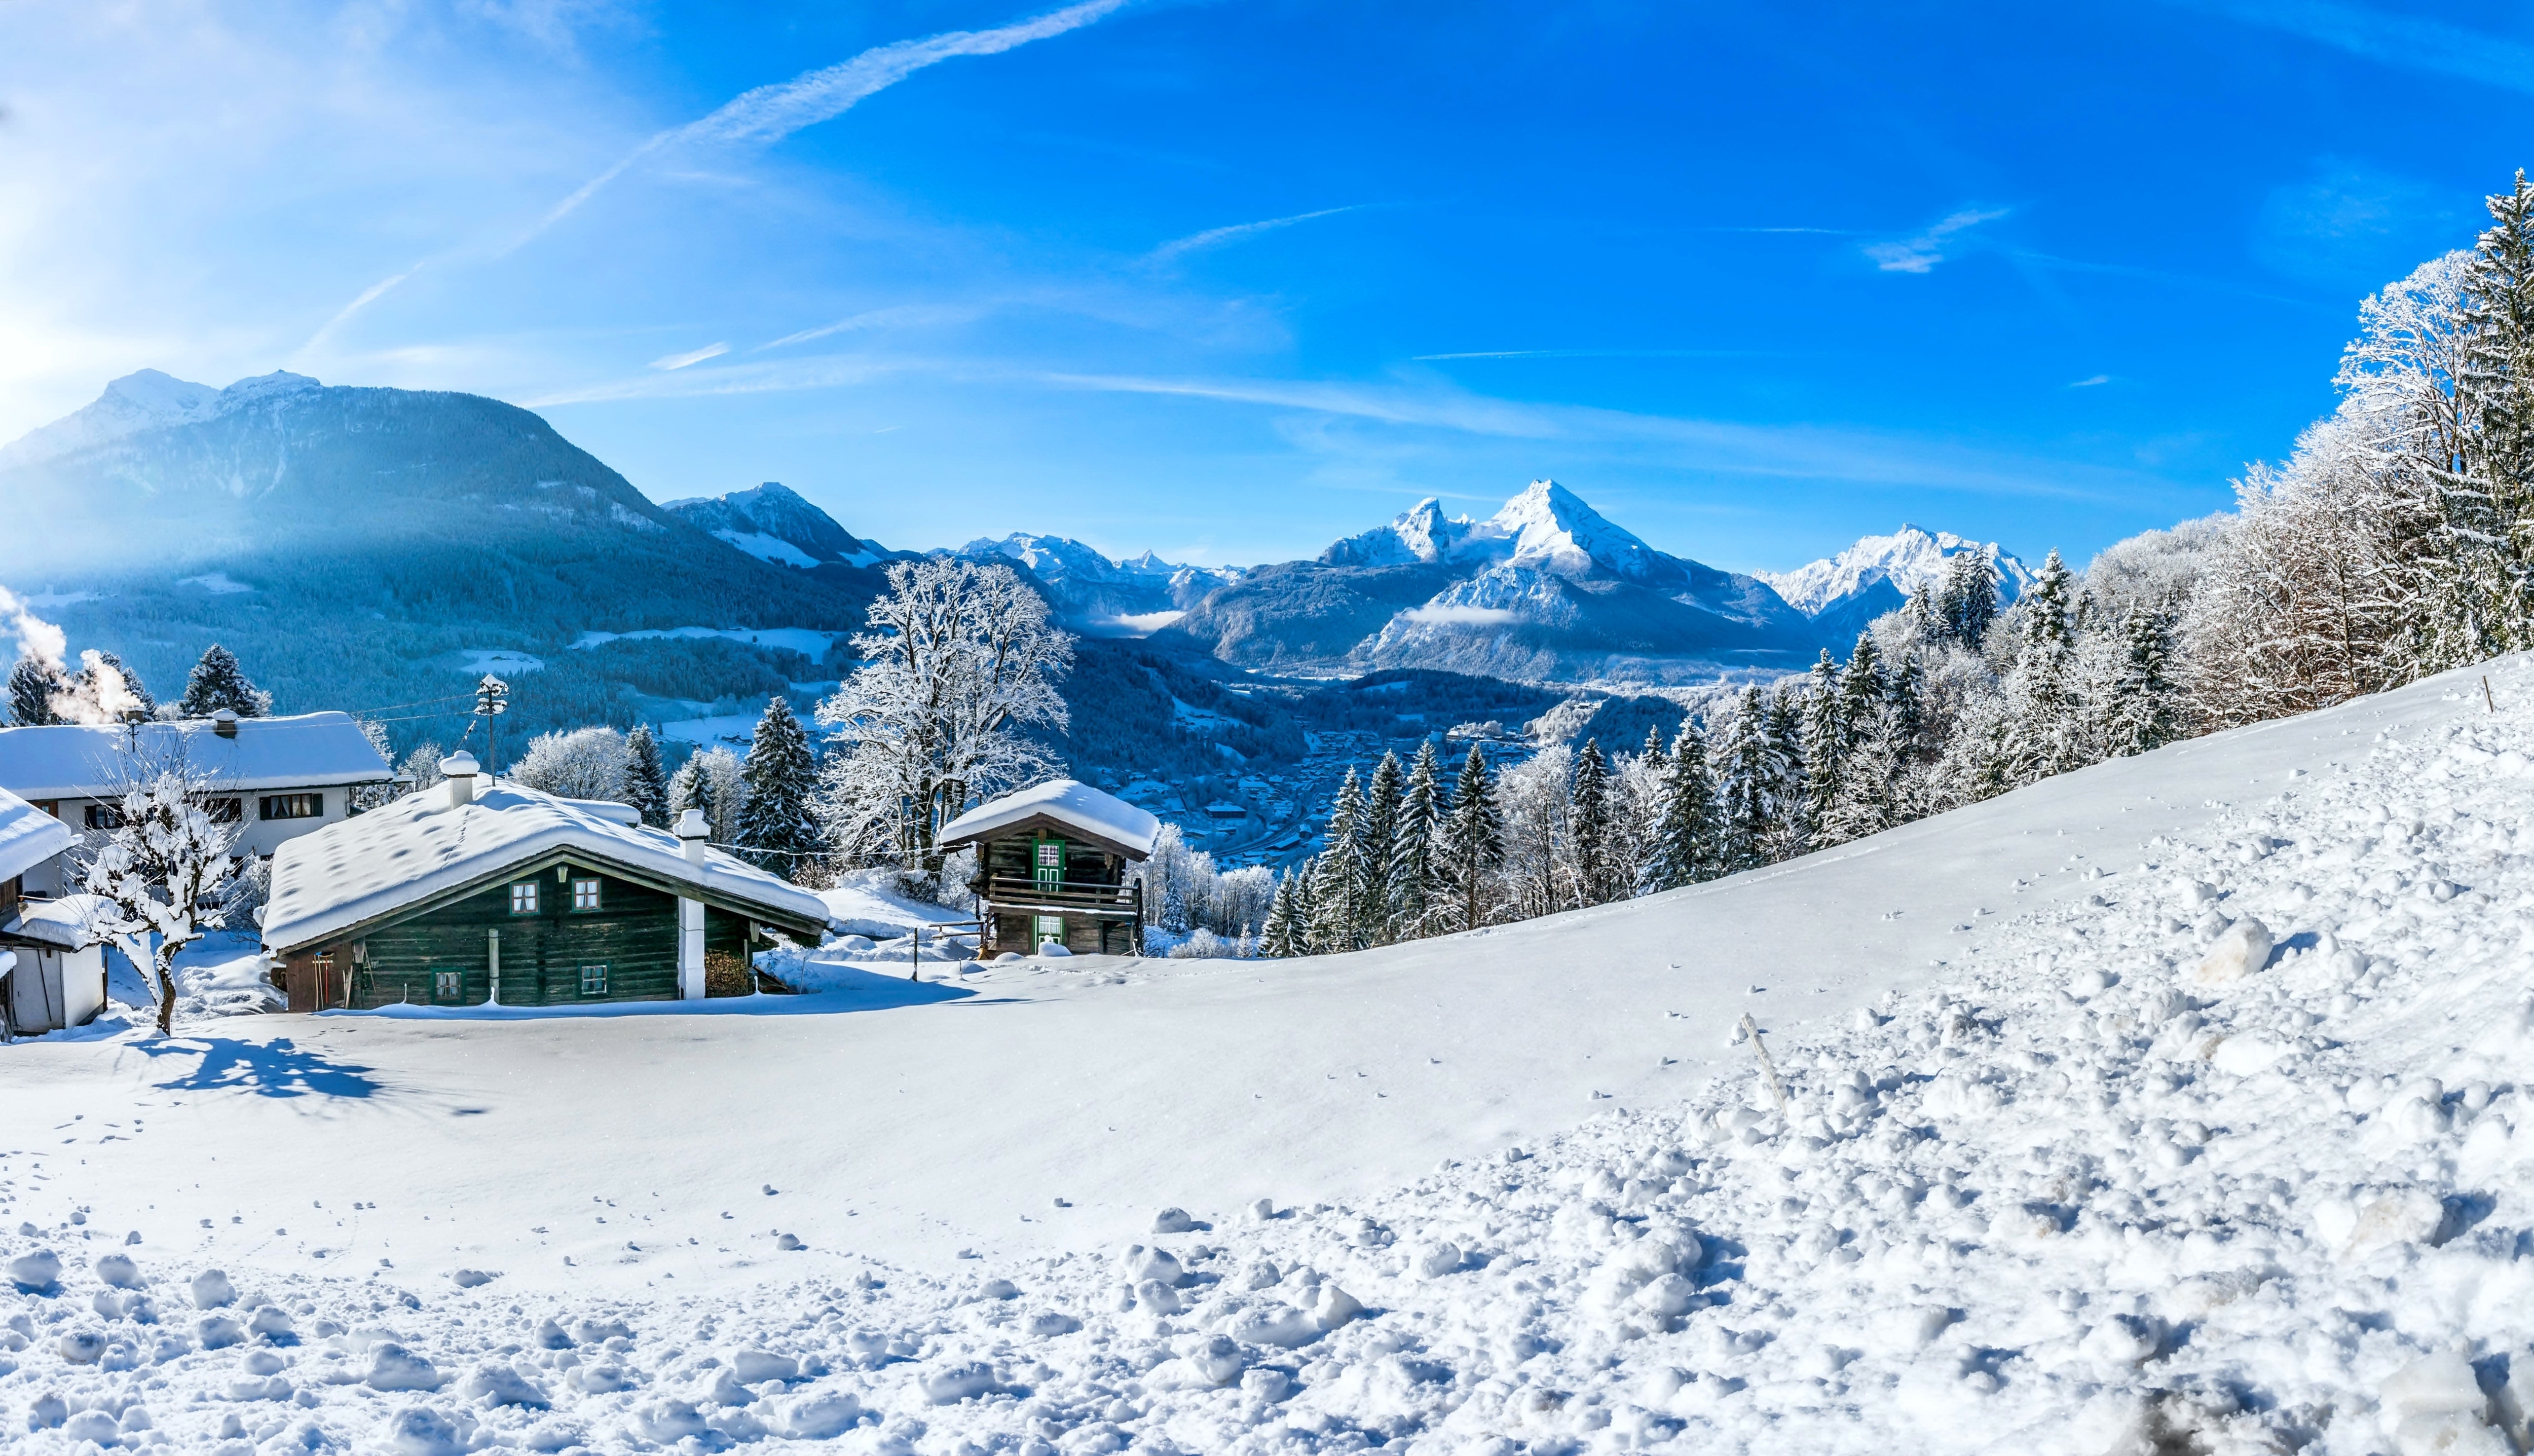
left=474, top=675, right=510, bottom=776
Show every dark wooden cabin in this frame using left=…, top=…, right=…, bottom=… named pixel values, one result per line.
left=937, top=779, right=1161, bottom=957
left=260, top=754, right=830, bottom=1012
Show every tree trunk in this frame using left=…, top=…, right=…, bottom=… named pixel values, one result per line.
left=154, top=948, right=178, bottom=1036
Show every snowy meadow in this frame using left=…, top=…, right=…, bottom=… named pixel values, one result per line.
left=7, top=656, right=2534, bottom=1453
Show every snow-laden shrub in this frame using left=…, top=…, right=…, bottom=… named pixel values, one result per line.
left=511, top=726, right=630, bottom=802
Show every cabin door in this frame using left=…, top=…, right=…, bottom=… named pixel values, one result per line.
left=1032, top=835, right=1067, bottom=892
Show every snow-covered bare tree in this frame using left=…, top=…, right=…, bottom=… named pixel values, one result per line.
left=815, top=558, right=1072, bottom=870
left=79, top=736, right=243, bottom=1036
left=1493, top=743, right=1573, bottom=922
left=511, top=726, right=630, bottom=802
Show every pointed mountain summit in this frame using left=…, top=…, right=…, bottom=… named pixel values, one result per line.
left=1760, top=525, right=2032, bottom=641
left=661, top=482, right=895, bottom=569
left=1165, top=479, right=1815, bottom=682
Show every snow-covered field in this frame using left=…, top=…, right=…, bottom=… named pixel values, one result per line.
left=7, top=658, right=2534, bottom=1452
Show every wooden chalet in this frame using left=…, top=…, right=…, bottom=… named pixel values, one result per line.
left=260, top=753, right=829, bottom=1012
left=938, top=779, right=1160, bottom=957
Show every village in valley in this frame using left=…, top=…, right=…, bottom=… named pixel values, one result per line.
left=10, top=4, right=2534, bottom=1454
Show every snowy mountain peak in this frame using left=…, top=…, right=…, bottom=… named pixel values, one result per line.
left=1758, top=525, right=2033, bottom=640
left=1484, top=478, right=1663, bottom=580
left=659, top=481, right=891, bottom=569
left=0, top=367, right=323, bottom=468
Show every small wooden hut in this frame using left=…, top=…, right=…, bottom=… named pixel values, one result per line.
left=938, top=779, right=1160, bottom=957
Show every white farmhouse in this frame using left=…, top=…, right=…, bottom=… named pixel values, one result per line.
left=0, top=710, right=394, bottom=897
left=0, top=784, right=106, bottom=1036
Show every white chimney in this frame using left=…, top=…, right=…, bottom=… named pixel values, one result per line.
left=443, top=751, right=480, bottom=808
left=211, top=707, right=239, bottom=739
left=676, top=807, right=708, bottom=863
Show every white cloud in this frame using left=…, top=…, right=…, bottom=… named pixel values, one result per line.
left=1864, top=207, right=2011, bottom=274
left=649, top=342, right=730, bottom=371
left=2067, top=374, right=2111, bottom=388
left=2170, top=0, right=2534, bottom=95
left=1147, top=205, right=1365, bottom=265
left=1403, top=604, right=1520, bottom=626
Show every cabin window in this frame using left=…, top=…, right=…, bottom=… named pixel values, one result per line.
left=432, top=969, right=461, bottom=1002
left=571, top=878, right=601, bottom=912
left=204, top=798, right=243, bottom=823
left=509, top=882, right=539, bottom=914
left=260, top=793, right=323, bottom=820
left=577, top=963, right=609, bottom=996
left=1032, top=914, right=1065, bottom=945
left=83, top=804, right=124, bottom=831
left=1033, top=837, right=1066, bottom=889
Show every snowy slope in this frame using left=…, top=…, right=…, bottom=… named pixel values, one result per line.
left=1759, top=525, right=2033, bottom=644
left=658, top=483, right=894, bottom=569
left=0, top=369, right=319, bottom=468
left=7, top=660, right=2534, bottom=1450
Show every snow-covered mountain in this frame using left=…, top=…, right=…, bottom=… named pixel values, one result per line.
left=0, top=368, right=319, bottom=468
left=958, top=533, right=1245, bottom=634
left=1760, top=524, right=2034, bottom=644
left=1163, top=480, right=1816, bottom=681
left=660, top=482, right=897, bottom=570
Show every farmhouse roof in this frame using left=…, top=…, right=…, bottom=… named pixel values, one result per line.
left=262, top=779, right=830, bottom=952
left=0, top=786, right=72, bottom=886
left=937, top=778, right=1161, bottom=860
left=0, top=712, right=393, bottom=802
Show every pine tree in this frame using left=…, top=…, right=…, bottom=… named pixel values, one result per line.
left=2104, top=610, right=2181, bottom=757
left=2467, top=170, right=2534, bottom=563
left=1643, top=717, right=1719, bottom=892
left=1836, top=631, right=1884, bottom=727
left=1310, top=768, right=1367, bottom=952
left=1436, top=743, right=1504, bottom=932
left=623, top=724, right=670, bottom=828
left=1716, top=687, right=1772, bottom=873
left=174, top=644, right=270, bottom=719
left=1569, top=737, right=1616, bottom=905
left=1638, top=725, right=1667, bottom=775
left=1285, top=858, right=1319, bottom=954
left=1763, top=682, right=1809, bottom=860
left=8, top=657, right=61, bottom=726
left=1800, top=650, right=1846, bottom=829
left=1260, top=869, right=1302, bottom=957
left=2020, top=549, right=2075, bottom=656
left=1940, top=551, right=1999, bottom=646
left=2007, top=549, right=2079, bottom=783
left=735, top=697, right=822, bottom=878
left=1821, top=705, right=1902, bottom=846
left=1390, top=739, right=1445, bottom=937
left=669, top=754, right=717, bottom=834
left=1884, top=653, right=1928, bottom=762
left=1359, top=751, right=1405, bottom=943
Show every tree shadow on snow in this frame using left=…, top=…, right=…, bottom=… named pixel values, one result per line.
left=139, top=1036, right=383, bottom=1100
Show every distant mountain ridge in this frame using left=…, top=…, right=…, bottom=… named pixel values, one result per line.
left=957, top=534, right=1244, bottom=634
left=662, top=482, right=898, bottom=569
left=1759, top=525, right=2031, bottom=644
left=1160, top=480, right=1818, bottom=683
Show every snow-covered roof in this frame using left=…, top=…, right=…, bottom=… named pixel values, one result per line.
left=936, top=779, right=1160, bottom=859
left=0, top=712, right=393, bottom=801
left=0, top=786, right=72, bottom=885
left=262, top=780, right=831, bottom=952
left=0, top=893, right=109, bottom=949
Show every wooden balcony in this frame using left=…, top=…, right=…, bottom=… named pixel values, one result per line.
left=980, top=876, right=1142, bottom=918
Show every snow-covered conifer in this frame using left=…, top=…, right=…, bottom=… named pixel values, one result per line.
left=1359, top=752, right=1405, bottom=943
left=1800, top=650, right=1845, bottom=828
left=1389, top=739, right=1445, bottom=936
left=1716, top=688, right=1771, bottom=873
left=622, top=724, right=670, bottom=828
left=174, top=644, right=271, bottom=719
left=1260, top=868, right=1302, bottom=957
left=1643, top=717, right=1719, bottom=892
left=1570, top=737, right=1618, bottom=906
left=737, top=697, right=822, bottom=878
left=7, top=656, right=61, bottom=726
left=1310, top=768, right=1367, bottom=952
left=1436, top=743, right=1504, bottom=932
left=2102, top=611, right=2181, bottom=757
left=1763, top=682, right=1809, bottom=861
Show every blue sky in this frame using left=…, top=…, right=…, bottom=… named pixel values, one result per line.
left=4, top=1, right=2531, bottom=573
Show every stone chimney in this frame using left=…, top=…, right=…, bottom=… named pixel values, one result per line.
left=211, top=708, right=239, bottom=739
left=676, top=808, right=708, bottom=863
left=443, top=751, right=480, bottom=808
